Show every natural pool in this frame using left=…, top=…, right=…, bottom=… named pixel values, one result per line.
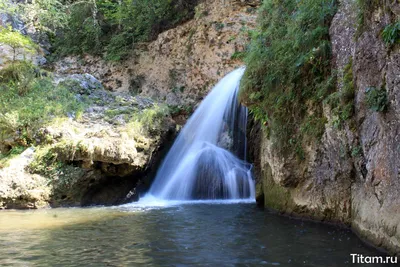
left=0, top=200, right=386, bottom=266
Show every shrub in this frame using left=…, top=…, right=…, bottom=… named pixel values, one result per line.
left=366, top=86, right=388, bottom=112
left=382, top=21, right=400, bottom=46
left=0, top=61, right=37, bottom=95
left=0, top=27, right=37, bottom=61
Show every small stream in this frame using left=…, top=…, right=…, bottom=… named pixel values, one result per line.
left=0, top=201, right=385, bottom=267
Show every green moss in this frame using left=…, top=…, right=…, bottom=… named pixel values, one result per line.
left=262, top=163, right=295, bottom=211
left=351, top=145, right=362, bottom=157
left=125, top=104, right=170, bottom=137
left=240, top=0, right=337, bottom=156
left=214, top=22, right=224, bottom=31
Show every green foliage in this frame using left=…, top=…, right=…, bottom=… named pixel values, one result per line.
left=326, top=59, right=355, bottom=127
left=27, top=145, right=85, bottom=189
left=105, top=33, right=131, bottom=61
left=0, top=0, right=18, bottom=15
left=0, top=27, right=37, bottom=61
left=0, top=75, right=85, bottom=146
left=351, top=145, right=362, bottom=157
left=231, top=51, right=246, bottom=60
left=54, top=0, right=198, bottom=60
left=53, top=0, right=102, bottom=56
left=240, top=0, right=337, bottom=155
left=382, top=21, right=400, bottom=46
left=366, top=86, right=388, bottom=112
left=19, top=0, right=68, bottom=34
left=126, top=104, right=169, bottom=136
left=0, top=61, right=37, bottom=93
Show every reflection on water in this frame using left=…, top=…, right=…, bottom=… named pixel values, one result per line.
left=0, top=202, right=385, bottom=267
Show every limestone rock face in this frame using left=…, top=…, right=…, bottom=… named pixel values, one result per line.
left=0, top=148, right=50, bottom=209
left=0, top=75, right=176, bottom=209
left=53, top=0, right=258, bottom=106
left=251, top=0, right=400, bottom=255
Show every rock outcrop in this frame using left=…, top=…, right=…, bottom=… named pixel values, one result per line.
left=251, top=0, right=400, bottom=255
left=53, top=0, right=258, bottom=106
left=0, top=74, right=176, bottom=208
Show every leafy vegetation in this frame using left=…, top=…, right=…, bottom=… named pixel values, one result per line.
left=366, top=86, right=388, bottom=112
left=27, top=144, right=86, bottom=193
left=0, top=27, right=37, bottom=61
left=325, top=59, right=355, bottom=128
left=382, top=21, right=400, bottom=46
left=0, top=65, right=85, bottom=147
left=126, top=104, right=170, bottom=137
left=231, top=51, right=247, bottom=60
left=240, top=0, right=337, bottom=156
left=53, top=0, right=199, bottom=60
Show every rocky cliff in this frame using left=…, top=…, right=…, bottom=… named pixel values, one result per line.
left=251, top=0, right=400, bottom=255
left=53, top=0, right=258, bottom=106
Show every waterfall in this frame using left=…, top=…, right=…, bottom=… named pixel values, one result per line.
left=148, top=67, right=255, bottom=200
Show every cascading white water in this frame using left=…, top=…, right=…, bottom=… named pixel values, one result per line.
left=148, top=67, right=255, bottom=200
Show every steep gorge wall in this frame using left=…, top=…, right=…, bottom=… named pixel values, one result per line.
left=251, top=0, right=400, bottom=255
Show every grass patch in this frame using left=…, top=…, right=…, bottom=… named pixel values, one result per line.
left=125, top=104, right=170, bottom=137
left=0, top=65, right=86, bottom=147
left=231, top=51, right=246, bottom=60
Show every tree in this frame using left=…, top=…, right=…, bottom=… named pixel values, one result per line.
left=18, top=0, right=68, bottom=34
left=0, top=27, right=37, bottom=61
